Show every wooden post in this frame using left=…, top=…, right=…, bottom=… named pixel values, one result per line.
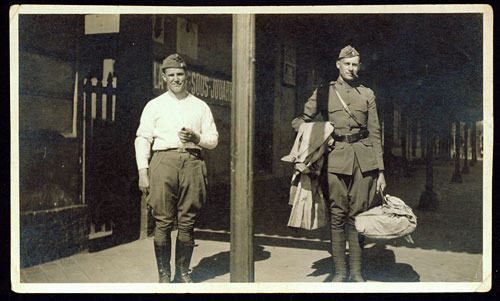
left=230, top=14, right=255, bottom=283
left=83, top=77, right=92, bottom=206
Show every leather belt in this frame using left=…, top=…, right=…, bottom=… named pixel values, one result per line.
left=333, top=130, right=369, bottom=143
left=155, top=148, right=201, bottom=157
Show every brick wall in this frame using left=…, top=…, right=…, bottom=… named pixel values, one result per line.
left=20, top=205, right=88, bottom=268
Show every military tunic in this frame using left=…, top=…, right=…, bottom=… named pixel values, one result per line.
left=292, top=76, right=384, bottom=229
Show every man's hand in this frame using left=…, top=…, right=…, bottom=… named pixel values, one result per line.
left=178, top=127, right=200, bottom=144
left=138, top=168, right=150, bottom=195
left=376, top=171, right=387, bottom=195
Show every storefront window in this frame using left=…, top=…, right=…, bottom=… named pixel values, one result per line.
left=19, top=131, right=81, bottom=212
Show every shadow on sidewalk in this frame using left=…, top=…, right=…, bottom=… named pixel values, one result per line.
left=194, top=229, right=419, bottom=282
left=309, top=244, right=420, bottom=282
left=195, top=229, right=330, bottom=252
left=197, top=159, right=484, bottom=258
left=190, top=245, right=270, bottom=283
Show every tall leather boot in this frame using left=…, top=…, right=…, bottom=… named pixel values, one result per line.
left=154, top=240, right=172, bottom=283
left=331, top=229, right=348, bottom=282
left=173, top=240, right=194, bottom=283
left=347, top=224, right=365, bottom=282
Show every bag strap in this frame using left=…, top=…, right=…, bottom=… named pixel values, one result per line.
left=332, top=86, right=364, bottom=128
left=379, top=190, right=387, bottom=205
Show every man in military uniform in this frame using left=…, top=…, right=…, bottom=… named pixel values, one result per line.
left=292, top=45, right=386, bottom=282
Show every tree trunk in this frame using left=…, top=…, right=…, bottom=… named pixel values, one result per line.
left=411, top=119, right=418, bottom=158
left=401, top=109, right=407, bottom=163
left=438, top=136, right=445, bottom=158
left=400, top=108, right=409, bottom=176
left=471, top=121, right=477, bottom=166
left=451, top=121, right=462, bottom=183
left=419, top=128, right=438, bottom=210
left=383, top=102, right=394, bottom=156
left=462, top=122, right=469, bottom=173
left=421, top=129, right=427, bottom=160
left=383, top=101, right=394, bottom=174
left=432, top=136, right=436, bottom=156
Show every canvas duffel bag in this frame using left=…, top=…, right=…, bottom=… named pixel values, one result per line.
left=355, top=193, right=417, bottom=241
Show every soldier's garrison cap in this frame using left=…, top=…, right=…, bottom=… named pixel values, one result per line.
left=161, top=53, right=187, bottom=70
left=338, top=45, right=360, bottom=59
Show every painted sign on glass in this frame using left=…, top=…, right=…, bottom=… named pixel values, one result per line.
left=153, top=61, right=231, bottom=105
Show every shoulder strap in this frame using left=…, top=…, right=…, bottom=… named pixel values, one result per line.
left=332, top=85, right=363, bottom=128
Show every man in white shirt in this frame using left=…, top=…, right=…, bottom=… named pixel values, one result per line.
left=135, top=53, right=218, bottom=283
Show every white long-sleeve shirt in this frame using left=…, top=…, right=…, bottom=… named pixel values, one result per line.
left=134, top=91, right=219, bottom=170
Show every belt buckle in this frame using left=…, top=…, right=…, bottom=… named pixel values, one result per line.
left=346, top=134, right=354, bottom=143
